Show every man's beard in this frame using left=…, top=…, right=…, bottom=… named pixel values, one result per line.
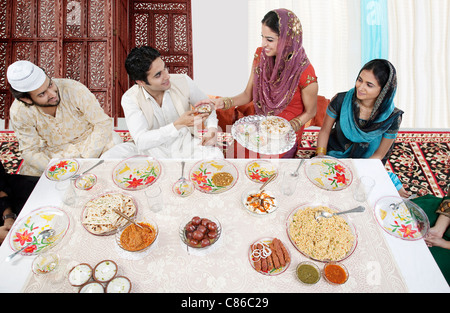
left=33, top=90, right=61, bottom=107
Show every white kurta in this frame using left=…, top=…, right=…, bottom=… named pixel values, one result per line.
left=120, top=74, right=223, bottom=160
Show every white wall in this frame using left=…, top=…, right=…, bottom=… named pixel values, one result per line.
left=191, top=0, right=250, bottom=97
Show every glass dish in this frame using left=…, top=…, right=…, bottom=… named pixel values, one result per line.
left=45, top=158, right=79, bottom=181
left=248, top=237, right=291, bottom=276
left=241, top=186, right=278, bottom=216
left=322, top=261, right=349, bottom=285
left=373, top=196, right=430, bottom=240
left=81, top=192, right=138, bottom=236
left=245, top=160, right=278, bottom=183
left=286, top=203, right=358, bottom=262
left=304, top=157, right=353, bottom=191
left=112, top=155, right=161, bottom=191
left=9, top=206, right=70, bottom=256
left=32, top=252, right=60, bottom=275
left=74, top=173, right=97, bottom=190
left=189, top=159, right=238, bottom=194
left=115, top=215, right=159, bottom=253
left=179, top=216, right=221, bottom=249
left=231, top=115, right=296, bottom=155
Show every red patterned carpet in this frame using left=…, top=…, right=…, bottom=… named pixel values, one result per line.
left=297, top=130, right=450, bottom=197
left=1, top=130, right=449, bottom=197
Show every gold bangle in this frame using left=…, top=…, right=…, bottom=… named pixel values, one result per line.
left=291, top=117, right=303, bottom=132
left=316, top=147, right=327, bottom=155
left=222, top=97, right=234, bottom=110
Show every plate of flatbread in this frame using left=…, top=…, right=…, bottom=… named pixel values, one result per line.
left=81, top=192, right=137, bottom=236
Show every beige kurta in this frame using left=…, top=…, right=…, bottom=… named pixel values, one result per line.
left=9, top=78, right=116, bottom=176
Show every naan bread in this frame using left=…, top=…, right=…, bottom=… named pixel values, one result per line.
left=82, top=193, right=136, bottom=235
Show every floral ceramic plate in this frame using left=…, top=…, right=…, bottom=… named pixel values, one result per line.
left=45, top=159, right=79, bottom=181
left=374, top=196, right=430, bottom=241
left=304, top=157, right=353, bottom=191
left=248, top=237, right=291, bottom=276
left=112, top=156, right=161, bottom=191
left=245, top=160, right=278, bottom=183
left=189, top=159, right=238, bottom=194
left=9, top=206, right=70, bottom=256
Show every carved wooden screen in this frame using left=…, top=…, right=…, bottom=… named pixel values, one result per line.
left=130, top=0, right=193, bottom=78
left=0, top=0, right=114, bottom=128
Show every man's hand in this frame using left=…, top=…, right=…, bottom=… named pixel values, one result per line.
left=173, top=110, right=208, bottom=129
left=201, top=128, right=217, bottom=146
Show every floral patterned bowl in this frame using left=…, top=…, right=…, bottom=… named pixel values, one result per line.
left=112, top=156, right=161, bottom=191
left=189, top=159, right=238, bottom=194
left=45, top=158, right=79, bottom=181
left=304, top=157, right=353, bottom=191
left=9, top=206, right=70, bottom=256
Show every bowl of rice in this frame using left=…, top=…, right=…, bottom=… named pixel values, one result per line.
left=286, top=203, right=358, bottom=262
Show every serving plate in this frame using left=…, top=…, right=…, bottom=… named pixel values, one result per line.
left=373, top=196, right=430, bottom=240
left=81, top=192, right=138, bottom=236
left=245, top=160, right=278, bottom=183
left=189, top=159, right=238, bottom=194
left=231, top=115, right=296, bottom=155
left=112, top=156, right=161, bottom=191
left=248, top=237, right=291, bottom=276
left=286, top=203, right=358, bottom=262
left=9, top=206, right=70, bottom=255
left=45, top=158, right=79, bottom=181
left=304, top=157, right=353, bottom=191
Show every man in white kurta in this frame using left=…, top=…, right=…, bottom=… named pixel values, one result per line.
left=7, top=61, right=124, bottom=176
left=121, top=46, right=223, bottom=160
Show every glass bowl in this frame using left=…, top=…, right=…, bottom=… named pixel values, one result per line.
left=9, top=206, right=70, bottom=256
left=322, top=261, right=349, bottom=285
left=115, top=215, right=159, bottom=253
left=296, top=261, right=321, bottom=285
left=74, top=173, right=97, bottom=190
left=179, top=216, right=221, bottom=249
left=286, top=202, right=358, bottom=262
left=373, top=196, right=430, bottom=240
left=32, top=252, right=60, bottom=275
left=241, top=186, right=278, bottom=216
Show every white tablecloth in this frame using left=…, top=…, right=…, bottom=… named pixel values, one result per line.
left=0, top=158, right=448, bottom=293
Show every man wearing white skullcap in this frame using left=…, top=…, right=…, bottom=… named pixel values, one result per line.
left=7, top=60, right=128, bottom=176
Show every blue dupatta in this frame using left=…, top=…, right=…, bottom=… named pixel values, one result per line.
left=328, top=60, right=402, bottom=159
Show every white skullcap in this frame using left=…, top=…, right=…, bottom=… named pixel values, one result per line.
left=7, top=60, right=46, bottom=92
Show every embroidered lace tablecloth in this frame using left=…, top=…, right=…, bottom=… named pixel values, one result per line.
left=22, top=159, right=408, bottom=293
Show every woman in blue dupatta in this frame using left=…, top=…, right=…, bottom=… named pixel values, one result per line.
left=316, top=59, right=409, bottom=197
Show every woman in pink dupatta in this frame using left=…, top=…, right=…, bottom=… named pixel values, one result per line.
left=209, top=9, right=318, bottom=158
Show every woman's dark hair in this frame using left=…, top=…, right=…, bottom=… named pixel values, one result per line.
left=359, top=59, right=391, bottom=89
left=261, top=11, right=280, bottom=35
left=125, top=46, right=161, bottom=84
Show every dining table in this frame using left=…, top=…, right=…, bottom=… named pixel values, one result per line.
left=0, top=157, right=448, bottom=294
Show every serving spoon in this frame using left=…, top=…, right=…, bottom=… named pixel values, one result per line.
left=247, top=173, right=277, bottom=207
left=173, top=161, right=194, bottom=197
left=260, top=173, right=277, bottom=193
left=315, top=206, right=365, bottom=221
left=71, top=159, right=104, bottom=180
left=112, top=208, right=144, bottom=229
left=290, top=160, right=305, bottom=177
left=5, top=229, right=56, bottom=262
